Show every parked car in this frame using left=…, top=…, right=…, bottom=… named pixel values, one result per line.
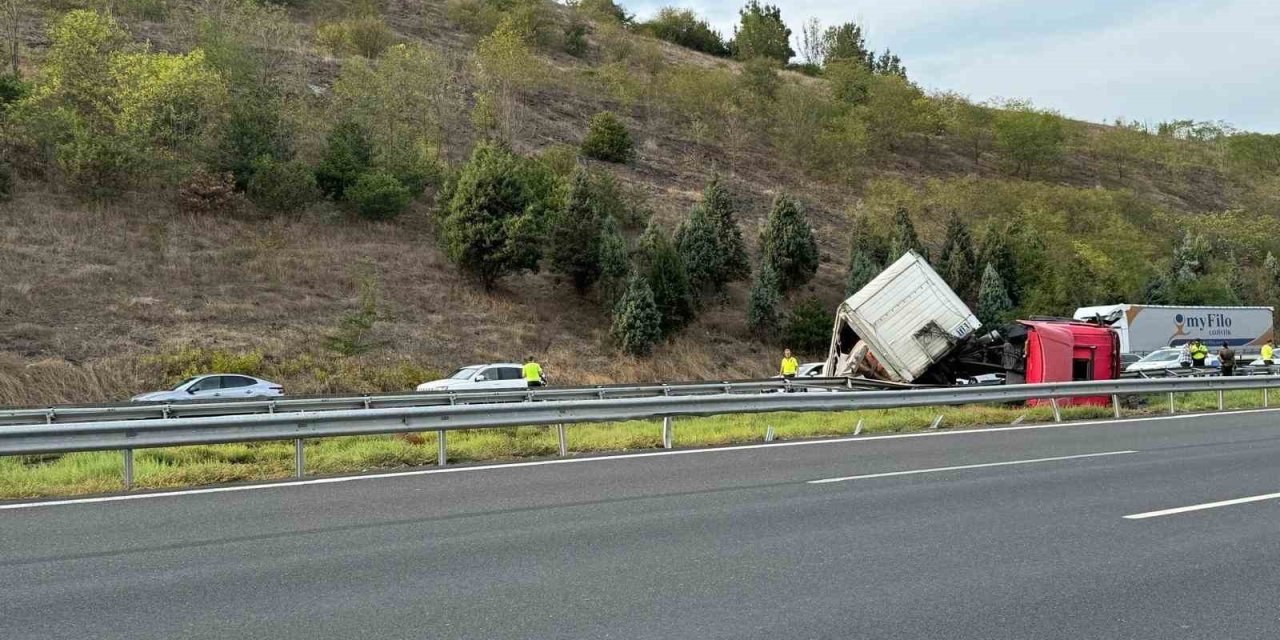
left=1119, top=353, right=1143, bottom=369
left=132, top=374, right=283, bottom=402
left=417, top=364, right=529, bottom=392
left=1125, top=347, right=1218, bottom=373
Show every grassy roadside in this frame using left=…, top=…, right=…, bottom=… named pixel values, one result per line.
left=0, top=390, right=1272, bottom=499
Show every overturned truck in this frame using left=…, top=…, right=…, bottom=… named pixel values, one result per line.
left=823, top=252, right=1120, bottom=405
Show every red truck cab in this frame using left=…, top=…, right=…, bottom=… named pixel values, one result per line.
left=1020, top=320, right=1121, bottom=406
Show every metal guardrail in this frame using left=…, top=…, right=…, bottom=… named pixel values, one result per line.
left=2, top=375, right=1277, bottom=491
left=0, top=377, right=900, bottom=427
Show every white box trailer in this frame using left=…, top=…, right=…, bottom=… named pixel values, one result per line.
left=824, top=251, right=982, bottom=383
left=1073, top=304, right=1274, bottom=354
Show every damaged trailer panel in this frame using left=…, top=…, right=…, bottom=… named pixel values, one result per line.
left=823, top=251, right=982, bottom=384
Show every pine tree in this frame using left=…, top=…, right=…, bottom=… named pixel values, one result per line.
left=315, top=118, right=373, bottom=199
left=888, top=206, right=925, bottom=260
left=548, top=170, right=605, bottom=293
left=759, top=194, right=819, bottom=291
left=1265, top=252, right=1280, bottom=303
left=846, top=250, right=881, bottom=297
left=611, top=275, right=662, bottom=356
left=638, top=223, right=696, bottom=336
left=978, top=222, right=1021, bottom=305
left=597, top=216, right=630, bottom=307
left=1171, top=230, right=1210, bottom=283
left=674, top=205, right=722, bottom=296
left=977, top=263, right=1012, bottom=328
left=440, top=142, right=546, bottom=290
left=703, top=176, right=750, bottom=280
left=936, top=211, right=977, bottom=302
left=747, top=261, right=782, bottom=339
left=845, top=212, right=883, bottom=296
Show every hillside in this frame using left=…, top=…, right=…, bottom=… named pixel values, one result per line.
left=0, top=0, right=1277, bottom=406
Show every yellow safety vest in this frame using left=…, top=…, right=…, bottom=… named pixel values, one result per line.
left=1190, top=343, right=1208, bottom=358
left=1263, top=345, right=1275, bottom=360
left=522, top=362, right=543, bottom=382
left=780, top=357, right=799, bottom=375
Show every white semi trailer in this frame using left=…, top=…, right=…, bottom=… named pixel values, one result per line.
left=824, top=251, right=982, bottom=384
left=1072, top=304, right=1274, bottom=354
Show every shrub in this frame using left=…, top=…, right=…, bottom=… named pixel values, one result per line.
left=548, top=170, right=605, bottom=293
left=247, top=158, right=319, bottom=214
left=445, top=0, right=504, bottom=35
left=747, top=262, right=782, bottom=339
left=784, top=297, right=830, bottom=355
left=759, top=194, right=819, bottom=291
left=0, top=161, right=12, bottom=201
left=641, top=8, right=729, bottom=57
left=347, top=171, right=413, bottom=221
left=564, top=20, right=589, bottom=57
left=212, top=93, right=292, bottom=189
left=576, top=0, right=632, bottom=24
left=318, top=18, right=396, bottom=59
left=638, top=223, right=695, bottom=336
left=581, top=111, right=634, bottom=163
left=538, top=143, right=580, bottom=177
left=178, top=169, right=239, bottom=215
left=315, top=119, right=374, bottom=199
left=0, top=73, right=30, bottom=111
left=611, top=275, right=662, bottom=356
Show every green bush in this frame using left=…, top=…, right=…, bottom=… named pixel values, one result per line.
left=581, top=111, right=635, bottom=163
left=318, top=18, right=396, bottom=59
left=212, top=93, right=293, bottom=189
left=784, top=297, right=830, bottom=355
left=564, top=20, right=589, bottom=57
left=315, top=119, right=374, bottom=200
left=247, top=158, right=319, bottom=214
left=640, top=8, right=729, bottom=57
left=0, top=73, right=30, bottom=112
left=538, top=143, right=580, bottom=177
left=0, top=162, right=13, bottom=201
left=347, top=171, right=413, bottom=221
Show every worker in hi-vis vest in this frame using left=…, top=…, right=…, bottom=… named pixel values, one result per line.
left=1263, top=340, right=1275, bottom=366
left=523, top=356, right=545, bottom=388
left=780, top=349, right=799, bottom=379
left=1189, top=339, right=1209, bottom=367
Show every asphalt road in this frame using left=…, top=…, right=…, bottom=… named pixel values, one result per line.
left=4, top=410, right=1280, bottom=639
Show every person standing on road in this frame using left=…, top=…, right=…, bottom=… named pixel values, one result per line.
left=1189, top=339, right=1209, bottom=368
left=523, top=356, right=545, bottom=388
left=1263, top=340, right=1276, bottom=366
left=1218, top=342, right=1235, bottom=377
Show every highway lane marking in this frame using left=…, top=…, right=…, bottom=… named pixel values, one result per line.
left=2, top=407, right=1276, bottom=511
left=807, top=450, right=1138, bottom=484
left=1124, top=491, right=1280, bottom=520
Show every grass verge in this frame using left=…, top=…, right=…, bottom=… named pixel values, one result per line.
left=1, top=390, right=1273, bottom=499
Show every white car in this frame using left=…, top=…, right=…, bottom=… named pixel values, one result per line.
left=132, top=374, right=283, bottom=402
left=1126, top=347, right=1218, bottom=373
left=417, top=364, right=530, bottom=392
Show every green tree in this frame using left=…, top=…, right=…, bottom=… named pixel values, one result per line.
left=747, top=261, right=782, bottom=339
left=978, top=221, right=1022, bottom=305
left=936, top=211, right=978, bottom=303
left=674, top=176, right=750, bottom=295
left=869, top=49, right=906, bottom=77
left=638, top=222, right=695, bottom=336
left=821, top=22, right=869, bottom=66
left=826, top=59, right=873, bottom=106
left=845, top=211, right=884, bottom=296
left=347, top=170, right=413, bottom=221
left=548, top=170, right=606, bottom=293
left=598, top=215, right=631, bottom=306
left=731, top=1, right=793, bottom=63
left=994, top=102, right=1066, bottom=178
left=247, top=158, right=318, bottom=214
left=213, top=93, right=292, bottom=189
left=845, top=250, right=880, bottom=297
left=888, top=206, right=925, bottom=260
left=473, top=15, right=546, bottom=141
left=1171, top=230, right=1211, bottom=283
left=1265, top=252, right=1280, bottom=302
left=441, top=142, right=548, bottom=289
left=860, top=74, right=940, bottom=153
left=759, top=194, right=819, bottom=291
left=611, top=274, right=662, bottom=356
left=937, top=92, right=994, bottom=164
left=315, top=118, right=374, bottom=199
left=580, top=111, right=634, bottom=163
left=976, top=263, right=1012, bottom=328
left=784, top=297, right=830, bottom=354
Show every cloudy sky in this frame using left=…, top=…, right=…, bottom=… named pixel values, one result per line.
left=624, top=0, right=1280, bottom=132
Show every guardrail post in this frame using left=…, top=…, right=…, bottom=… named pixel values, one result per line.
left=122, top=448, right=133, bottom=490
left=1111, top=394, right=1121, bottom=419
left=764, top=426, right=776, bottom=442
left=1169, top=392, right=1176, bottom=415
left=929, top=415, right=944, bottom=430
left=1218, top=389, right=1225, bottom=411
left=1265, top=387, right=1270, bottom=408
left=556, top=424, right=568, bottom=456
left=294, top=438, right=305, bottom=479
left=854, top=419, right=864, bottom=435
left=437, top=430, right=447, bottom=466
left=662, top=417, right=674, bottom=449
left=1049, top=398, right=1062, bottom=423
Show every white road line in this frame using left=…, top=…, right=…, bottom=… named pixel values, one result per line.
left=1, top=407, right=1275, bottom=511
left=808, top=450, right=1138, bottom=484
left=1124, top=492, right=1280, bottom=520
